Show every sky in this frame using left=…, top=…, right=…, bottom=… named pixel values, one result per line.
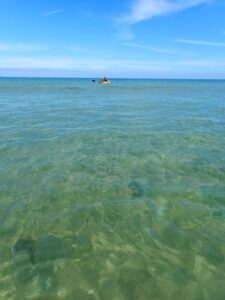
left=0, top=0, right=225, bottom=78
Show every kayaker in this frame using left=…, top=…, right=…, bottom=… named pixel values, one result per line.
left=100, top=77, right=109, bottom=83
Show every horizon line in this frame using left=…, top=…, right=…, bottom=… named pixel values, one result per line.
left=0, top=76, right=225, bottom=80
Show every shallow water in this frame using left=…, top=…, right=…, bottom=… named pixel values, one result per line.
left=0, top=78, right=225, bottom=299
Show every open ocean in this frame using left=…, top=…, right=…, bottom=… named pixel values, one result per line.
left=0, top=78, right=225, bottom=299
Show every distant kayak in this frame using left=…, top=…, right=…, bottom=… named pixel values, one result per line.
left=98, top=77, right=111, bottom=84
left=99, top=81, right=111, bottom=85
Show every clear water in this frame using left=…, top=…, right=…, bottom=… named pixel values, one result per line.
left=0, top=78, right=225, bottom=299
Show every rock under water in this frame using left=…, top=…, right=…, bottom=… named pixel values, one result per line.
left=13, top=238, right=36, bottom=264
left=34, top=233, right=67, bottom=263
left=13, top=234, right=67, bottom=265
left=128, top=181, right=144, bottom=198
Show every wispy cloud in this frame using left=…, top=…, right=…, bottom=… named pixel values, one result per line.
left=1, top=56, right=225, bottom=78
left=1, top=55, right=211, bottom=73
left=42, top=9, right=63, bottom=17
left=63, top=46, right=117, bottom=57
left=120, top=0, right=210, bottom=24
left=63, top=46, right=95, bottom=54
left=178, top=58, right=225, bottom=67
left=63, top=46, right=84, bottom=52
left=122, top=42, right=192, bottom=55
left=0, top=56, right=108, bottom=70
left=0, top=55, right=180, bottom=70
left=0, top=42, right=47, bottom=52
left=175, top=39, right=225, bottom=47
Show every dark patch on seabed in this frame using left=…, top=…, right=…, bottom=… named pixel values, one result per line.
left=128, top=181, right=144, bottom=198
left=12, top=234, right=67, bottom=289
left=12, top=234, right=67, bottom=265
left=13, top=238, right=35, bottom=264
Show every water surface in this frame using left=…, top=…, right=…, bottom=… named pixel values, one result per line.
left=0, top=78, right=225, bottom=299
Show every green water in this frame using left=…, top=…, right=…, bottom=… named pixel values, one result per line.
left=0, top=78, right=225, bottom=299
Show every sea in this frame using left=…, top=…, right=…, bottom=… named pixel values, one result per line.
left=0, top=78, right=225, bottom=299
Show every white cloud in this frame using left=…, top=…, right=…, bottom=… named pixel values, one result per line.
left=1, top=55, right=225, bottom=76
left=63, top=46, right=97, bottom=54
left=42, top=9, right=63, bottom=17
left=121, top=0, right=210, bottom=24
left=0, top=56, right=113, bottom=70
left=178, top=58, right=225, bottom=67
left=1, top=56, right=225, bottom=78
left=0, top=56, right=170, bottom=71
left=0, top=42, right=47, bottom=52
left=175, top=39, right=225, bottom=47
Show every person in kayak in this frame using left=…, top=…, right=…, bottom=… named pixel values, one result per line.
left=100, top=77, right=109, bottom=83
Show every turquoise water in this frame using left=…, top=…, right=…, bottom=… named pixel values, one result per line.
left=0, top=78, right=225, bottom=299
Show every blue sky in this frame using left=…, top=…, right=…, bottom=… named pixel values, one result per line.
left=0, top=0, right=225, bottom=78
